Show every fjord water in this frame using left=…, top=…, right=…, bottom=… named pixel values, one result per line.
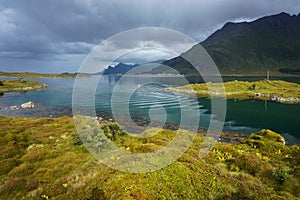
left=0, top=75, right=299, bottom=143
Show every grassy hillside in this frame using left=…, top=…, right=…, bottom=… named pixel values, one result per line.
left=0, top=116, right=299, bottom=199
left=169, top=80, right=300, bottom=104
left=0, top=79, right=47, bottom=93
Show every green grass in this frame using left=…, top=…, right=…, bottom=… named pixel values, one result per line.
left=0, top=116, right=299, bottom=199
left=0, top=79, right=47, bottom=93
left=169, top=80, right=300, bottom=104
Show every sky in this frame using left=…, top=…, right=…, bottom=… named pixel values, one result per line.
left=0, top=0, right=299, bottom=73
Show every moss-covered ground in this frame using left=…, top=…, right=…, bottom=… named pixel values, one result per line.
left=0, top=116, right=299, bottom=199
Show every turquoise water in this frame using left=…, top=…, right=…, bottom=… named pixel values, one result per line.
left=0, top=75, right=299, bottom=143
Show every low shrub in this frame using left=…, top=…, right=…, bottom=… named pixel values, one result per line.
left=273, top=166, right=292, bottom=184
left=229, top=153, right=268, bottom=176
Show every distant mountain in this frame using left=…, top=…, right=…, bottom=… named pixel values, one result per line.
left=102, top=63, right=136, bottom=75
left=154, top=12, right=300, bottom=75
left=102, top=59, right=166, bottom=75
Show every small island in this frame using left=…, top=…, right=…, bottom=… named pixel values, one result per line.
left=0, top=78, right=47, bottom=93
left=168, top=80, right=300, bottom=104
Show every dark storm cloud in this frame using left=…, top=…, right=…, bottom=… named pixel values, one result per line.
left=0, top=0, right=299, bottom=72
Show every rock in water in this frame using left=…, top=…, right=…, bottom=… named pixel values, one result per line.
left=21, top=101, right=35, bottom=109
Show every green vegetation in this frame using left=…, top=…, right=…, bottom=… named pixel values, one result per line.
left=169, top=80, right=300, bottom=104
left=0, top=72, right=87, bottom=78
left=0, top=116, right=299, bottom=199
left=0, top=79, right=47, bottom=93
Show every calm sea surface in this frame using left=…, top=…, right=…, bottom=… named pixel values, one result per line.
left=0, top=75, right=299, bottom=143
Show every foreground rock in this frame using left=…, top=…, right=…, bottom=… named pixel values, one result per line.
left=21, top=101, right=35, bottom=109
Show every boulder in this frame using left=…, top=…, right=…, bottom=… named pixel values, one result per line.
left=21, top=101, right=35, bottom=109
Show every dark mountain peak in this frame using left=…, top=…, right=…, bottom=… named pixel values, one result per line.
left=222, top=21, right=250, bottom=32
left=253, top=12, right=290, bottom=22
left=276, top=12, right=291, bottom=17
left=223, top=21, right=235, bottom=27
left=203, top=11, right=300, bottom=46
left=222, top=12, right=292, bottom=30
left=223, top=21, right=248, bottom=26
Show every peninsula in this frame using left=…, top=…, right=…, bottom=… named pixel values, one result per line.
left=168, top=80, right=300, bottom=104
left=0, top=79, right=47, bottom=93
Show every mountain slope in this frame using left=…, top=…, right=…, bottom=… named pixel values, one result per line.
left=158, top=12, right=300, bottom=75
